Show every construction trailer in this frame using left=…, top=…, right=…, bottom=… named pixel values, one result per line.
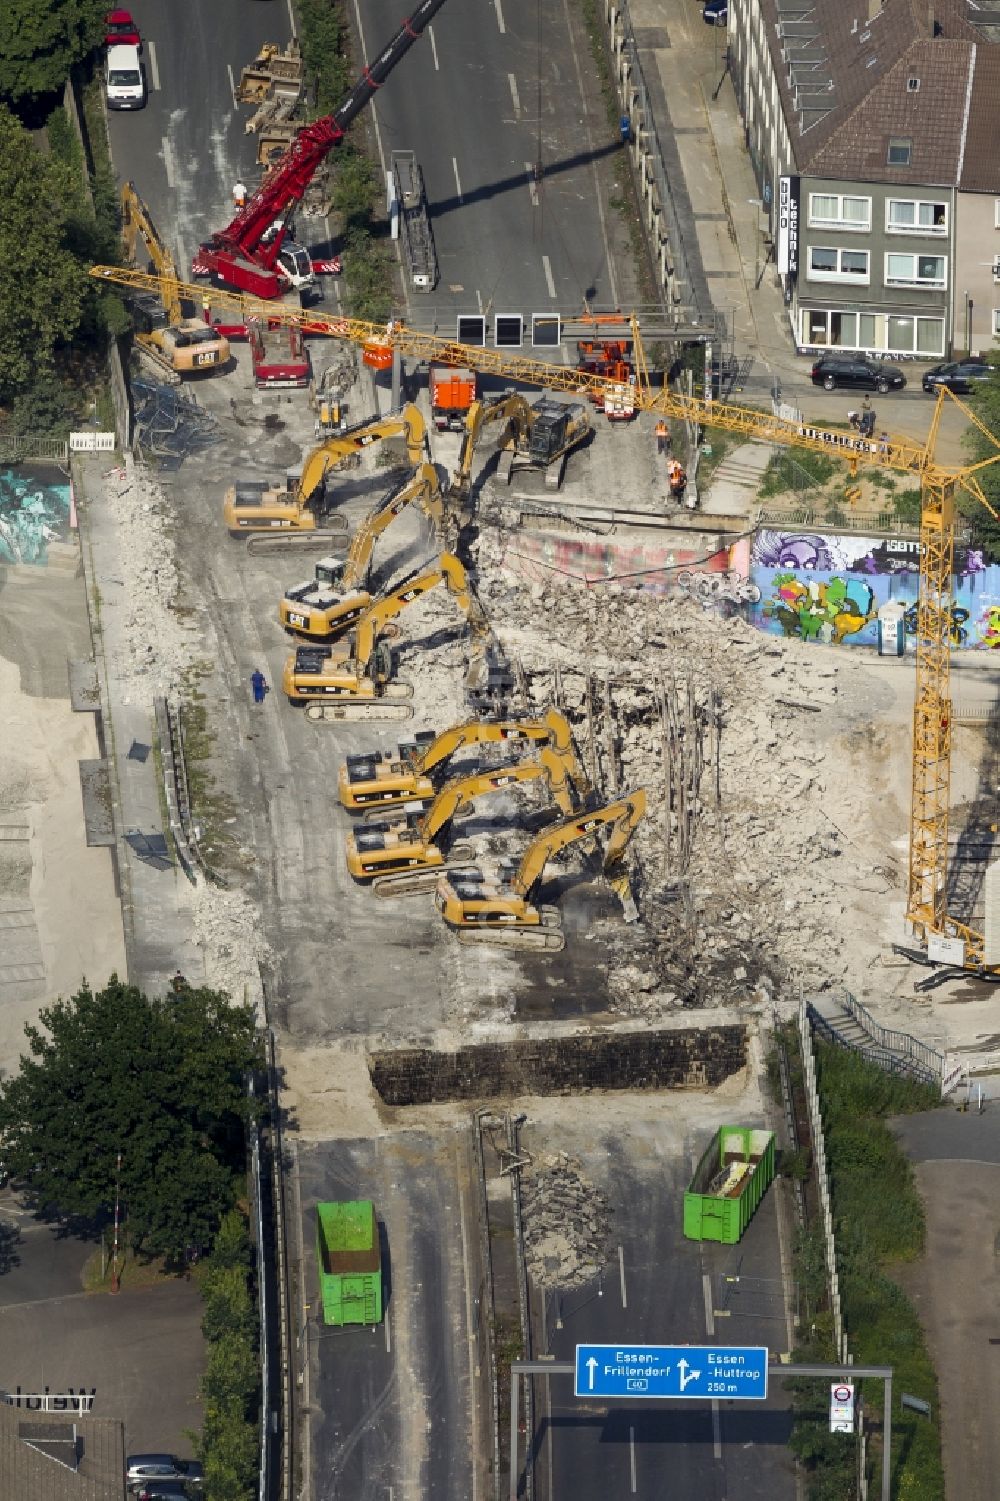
left=390, top=150, right=438, bottom=292
left=683, top=1127, right=775, bottom=1245
left=316, top=1200, right=383, bottom=1326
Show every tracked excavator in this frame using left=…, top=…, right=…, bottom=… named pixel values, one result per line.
left=449, top=393, right=591, bottom=507
left=434, top=789, right=647, bottom=951
left=278, top=462, right=442, bottom=639
left=281, top=552, right=489, bottom=722
left=222, top=404, right=428, bottom=544
left=120, top=183, right=231, bottom=382
left=344, top=744, right=586, bottom=896
left=338, top=707, right=579, bottom=812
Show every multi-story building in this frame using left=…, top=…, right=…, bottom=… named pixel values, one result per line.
left=729, top=0, right=1000, bottom=359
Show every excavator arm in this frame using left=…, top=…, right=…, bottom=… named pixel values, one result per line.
left=120, top=182, right=183, bottom=324
left=419, top=742, right=585, bottom=841
left=513, top=789, right=648, bottom=900
left=410, top=706, right=575, bottom=776
left=341, top=462, right=442, bottom=590
left=297, top=403, right=427, bottom=510
left=450, top=394, right=533, bottom=501
left=352, top=551, right=474, bottom=670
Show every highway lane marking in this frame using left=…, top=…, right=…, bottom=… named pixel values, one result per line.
left=476, top=288, right=483, bottom=314
left=711, top=1400, right=722, bottom=1459
left=702, top=1271, right=715, bottom=1335
left=352, top=0, right=388, bottom=182
left=161, top=136, right=176, bottom=190
left=494, top=0, right=506, bottom=34
left=525, top=163, right=539, bottom=207
left=618, top=1244, right=628, bottom=1307
left=558, top=0, right=620, bottom=306
left=428, top=23, right=440, bottom=70
left=147, top=40, right=160, bottom=91
left=384, top=1306, right=392, bottom=1353
left=508, top=73, right=520, bottom=117
left=227, top=63, right=237, bottom=106
left=542, top=255, right=556, bottom=299
left=456, top=1160, right=479, bottom=1501
left=629, top=1426, right=637, bottom=1492
left=452, top=156, right=464, bottom=202
left=286, top=0, right=298, bottom=39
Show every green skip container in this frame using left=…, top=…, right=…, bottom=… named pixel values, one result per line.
left=683, top=1127, right=775, bottom=1245
left=316, top=1200, right=383, bottom=1326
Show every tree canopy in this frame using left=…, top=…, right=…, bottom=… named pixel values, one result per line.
left=0, top=0, right=104, bottom=110
left=959, top=354, right=1000, bottom=556
left=0, top=977, right=261, bottom=1259
left=0, top=105, right=96, bottom=398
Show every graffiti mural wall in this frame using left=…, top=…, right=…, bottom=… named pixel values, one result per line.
left=0, top=465, right=73, bottom=565
left=502, top=530, right=754, bottom=604
left=750, top=529, right=999, bottom=648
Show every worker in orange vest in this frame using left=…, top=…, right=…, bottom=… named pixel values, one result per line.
left=655, top=420, right=669, bottom=456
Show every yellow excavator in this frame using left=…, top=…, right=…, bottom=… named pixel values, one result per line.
left=121, top=182, right=231, bottom=382
left=434, top=789, right=647, bottom=951
left=337, top=707, right=579, bottom=812
left=278, top=462, right=442, bottom=640
left=281, top=551, right=489, bottom=722
left=449, top=392, right=592, bottom=508
left=344, top=744, right=585, bottom=896
left=222, top=403, right=428, bottom=542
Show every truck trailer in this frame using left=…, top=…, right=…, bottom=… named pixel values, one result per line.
left=316, top=1200, right=383, bottom=1325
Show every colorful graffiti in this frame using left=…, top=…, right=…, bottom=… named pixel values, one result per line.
left=0, top=466, right=73, bottom=565
left=750, top=528, right=1000, bottom=649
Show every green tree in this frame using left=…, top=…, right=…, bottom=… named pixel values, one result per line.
left=0, top=977, right=261, bottom=1259
left=0, top=0, right=104, bottom=110
left=959, top=352, right=1000, bottom=556
left=0, top=105, right=93, bottom=398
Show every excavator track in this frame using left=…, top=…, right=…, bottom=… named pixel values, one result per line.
left=370, top=848, right=476, bottom=897
left=246, top=522, right=348, bottom=553
left=454, top=906, right=564, bottom=951
left=304, top=684, right=413, bottom=723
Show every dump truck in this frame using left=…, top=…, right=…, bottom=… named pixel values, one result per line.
left=430, top=366, right=476, bottom=431
left=316, top=1200, right=382, bottom=1326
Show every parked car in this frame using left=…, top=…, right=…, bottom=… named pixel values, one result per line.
left=810, top=355, right=906, bottom=393
left=126, top=1454, right=203, bottom=1491
left=921, top=359, right=996, bottom=395
left=105, top=43, right=146, bottom=109
left=104, top=9, right=141, bottom=47
left=703, top=0, right=728, bottom=21
left=137, top=1485, right=190, bottom=1501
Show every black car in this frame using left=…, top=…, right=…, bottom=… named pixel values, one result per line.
left=921, top=359, right=996, bottom=395
left=810, top=355, right=906, bottom=393
left=137, top=1485, right=190, bottom=1501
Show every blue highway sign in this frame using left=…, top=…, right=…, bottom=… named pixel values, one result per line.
left=574, top=1344, right=768, bottom=1401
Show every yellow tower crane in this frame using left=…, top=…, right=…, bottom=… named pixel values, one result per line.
left=88, top=265, right=1000, bottom=972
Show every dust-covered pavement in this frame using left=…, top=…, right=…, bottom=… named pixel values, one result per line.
left=0, top=566, right=125, bottom=1077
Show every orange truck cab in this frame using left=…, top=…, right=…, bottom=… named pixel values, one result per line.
left=429, top=366, right=476, bottom=432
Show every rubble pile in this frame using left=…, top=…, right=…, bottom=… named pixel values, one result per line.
left=520, top=1152, right=613, bottom=1290
left=190, top=881, right=273, bottom=1002
left=466, top=524, right=865, bottom=1008
left=101, top=465, right=203, bottom=698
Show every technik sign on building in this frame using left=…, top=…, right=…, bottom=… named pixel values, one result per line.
left=777, top=175, right=800, bottom=286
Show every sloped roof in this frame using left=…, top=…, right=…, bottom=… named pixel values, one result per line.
left=761, top=0, right=982, bottom=177
left=0, top=1405, right=125, bottom=1501
left=959, top=45, right=1000, bottom=191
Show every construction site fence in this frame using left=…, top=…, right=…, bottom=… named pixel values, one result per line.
left=797, top=994, right=847, bottom=1361
left=603, top=0, right=711, bottom=326
left=0, top=435, right=70, bottom=465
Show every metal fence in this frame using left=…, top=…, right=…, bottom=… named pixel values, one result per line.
left=797, top=995, right=846, bottom=1360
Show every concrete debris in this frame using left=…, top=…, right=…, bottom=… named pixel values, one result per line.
left=520, top=1151, right=612, bottom=1290
left=189, top=880, right=273, bottom=1003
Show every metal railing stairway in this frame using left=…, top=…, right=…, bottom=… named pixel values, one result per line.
left=806, top=990, right=945, bottom=1091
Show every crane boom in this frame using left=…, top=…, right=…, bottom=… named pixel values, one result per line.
left=198, top=0, right=451, bottom=296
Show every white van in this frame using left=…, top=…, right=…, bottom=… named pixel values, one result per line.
left=105, top=44, right=145, bottom=109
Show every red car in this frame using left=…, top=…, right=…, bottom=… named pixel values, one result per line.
left=105, top=9, right=141, bottom=47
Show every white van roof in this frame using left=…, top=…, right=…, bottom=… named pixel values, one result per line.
left=107, top=43, right=141, bottom=68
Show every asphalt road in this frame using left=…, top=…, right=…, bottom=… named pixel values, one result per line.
left=103, top=0, right=296, bottom=273
left=296, top=1130, right=477, bottom=1501
left=354, top=0, right=625, bottom=320
left=531, top=1122, right=795, bottom=1501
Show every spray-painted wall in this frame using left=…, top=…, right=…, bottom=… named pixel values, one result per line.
left=749, top=529, right=1000, bottom=649
left=0, top=466, right=74, bottom=565
left=501, top=529, right=754, bottom=604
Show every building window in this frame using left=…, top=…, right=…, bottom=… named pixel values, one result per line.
left=884, top=252, right=946, bottom=288
left=807, top=245, right=870, bottom=282
left=807, top=192, right=871, bottom=230
left=886, top=315, right=944, bottom=354
left=887, top=138, right=912, bottom=165
left=994, top=309, right=1000, bottom=336
left=994, top=199, right=1000, bottom=229
left=800, top=308, right=943, bottom=356
left=886, top=199, right=947, bottom=235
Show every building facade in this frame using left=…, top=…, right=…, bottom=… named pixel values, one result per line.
left=729, top=0, right=997, bottom=359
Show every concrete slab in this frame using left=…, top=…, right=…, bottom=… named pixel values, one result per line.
left=79, top=760, right=115, bottom=847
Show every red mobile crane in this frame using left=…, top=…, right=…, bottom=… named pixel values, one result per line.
left=195, top=0, right=451, bottom=298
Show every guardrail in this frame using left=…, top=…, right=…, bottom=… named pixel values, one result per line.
left=0, top=434, right=70, bottom=464
left=841, top=990, right=944, bottom=1086
left=798, top=995, right=846, bottom=1360
left=154, top=696, right=227, bottom=887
